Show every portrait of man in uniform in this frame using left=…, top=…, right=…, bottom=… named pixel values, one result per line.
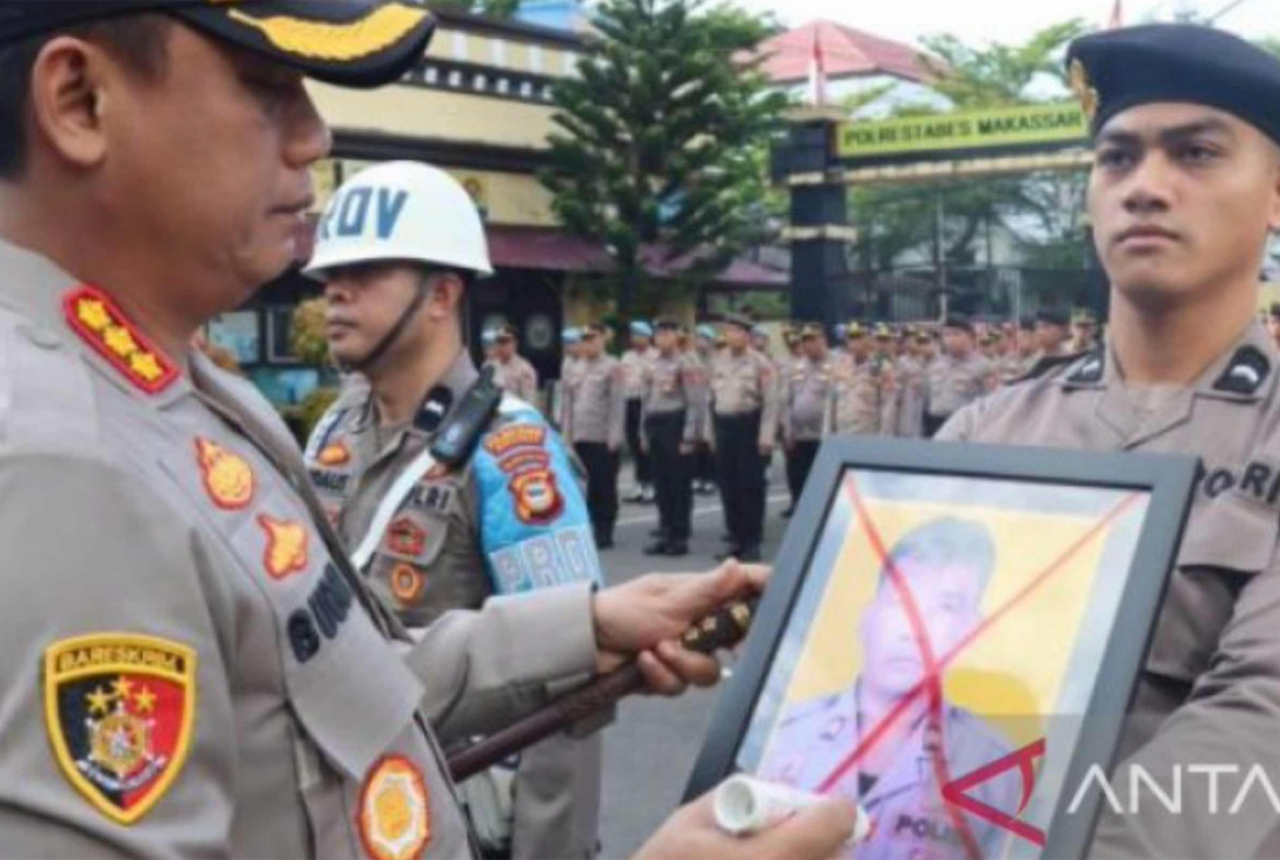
left=757, top=517, right=1021, bottom=859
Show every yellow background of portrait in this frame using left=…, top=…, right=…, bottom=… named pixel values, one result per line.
left=776, top=495, right=1119, bottom=749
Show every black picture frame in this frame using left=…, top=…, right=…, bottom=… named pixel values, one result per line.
left=684, top=438, right=1198, bottom=858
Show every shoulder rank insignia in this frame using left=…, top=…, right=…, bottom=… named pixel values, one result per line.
left=63, top=286, right=179, bottom=395
left=195, top=438, right=256, bottom=510
left=1214, top=345, right=1270, bottom=396
left=257, top=514, right=309, bottom=580
left=358, top=755, right=431, bottom=860
left=44, top=633, right=196, bottom=825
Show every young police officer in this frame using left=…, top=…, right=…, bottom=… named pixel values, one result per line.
left=940, top=24, right=1280, bottom=857
left=0, top=3, right=853, bottom=857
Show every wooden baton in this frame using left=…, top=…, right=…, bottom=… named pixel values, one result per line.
left=446, top=598, right=758, bottom=783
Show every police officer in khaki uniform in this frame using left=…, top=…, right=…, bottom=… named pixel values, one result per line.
left=923, top=315, right=992, bottom=437
left=0, top=4, right=856, bottom=858
left=642, top=319, right=707, bottom=557
left=830, top=323, right=897, bottom=437
left=710, top=313, right=780, bottom=563
left=894, top=327, right=929, bottom=438
left=1069, top=308, right=1099, bottom=353
left=306, top=162, right=611, bottom=860
left=485, top=323, right=539, bottom=403
left=1029, top=307, right=1071, bottom=367
left=564, top=323, right=626, bottom=549
left=940, top=24, right=1280, bottom=857
left=621, top=320, right=656, bottom=503
left=781, top=323, right=835, bottom=509
left=757, top=518, right=1019, bottom=860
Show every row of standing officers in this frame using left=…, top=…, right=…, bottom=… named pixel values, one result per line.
left=535, top=308, right=1101, bottom=562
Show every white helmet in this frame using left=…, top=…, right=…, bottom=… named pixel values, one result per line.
left=304, top=160, right=494, bottom=277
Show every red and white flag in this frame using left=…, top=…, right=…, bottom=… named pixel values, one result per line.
left=808, top=33, right=827, bottom=106
left=1108, top=0, right=1123, bottom=28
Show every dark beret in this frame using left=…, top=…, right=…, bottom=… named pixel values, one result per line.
left=1035, top=309, right=1069, bottom=327
left=1068, top=24, right=1280, bottom=147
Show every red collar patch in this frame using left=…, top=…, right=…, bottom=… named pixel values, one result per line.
left=63, top=286, right=179, bottom=395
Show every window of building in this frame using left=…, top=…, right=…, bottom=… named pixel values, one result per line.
left=490, top=38, right=507, bottom=67
left=451, top=31, right=468, bottom=61
left=529, top=44, right=544, bottom=73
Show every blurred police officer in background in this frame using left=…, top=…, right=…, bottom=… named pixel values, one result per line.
left=710, top=313, right=779, bottom=563
left=923, top=315, right=992, bottom=437
left=642, top=319, right=707, bottom=557
left=621, top=319, right=656, bottom=503
left=563, top=323, right=625, bottom=551
left=485, top=322, right=539, bottom=403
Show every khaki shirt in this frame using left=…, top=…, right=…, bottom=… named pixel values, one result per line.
left=830, top=353, right=897, bottom=435
left=758, top=687, right=1020, bottom=860
left=641, top=349, right=708, bottom=443
left=307, top=353, right=604, bottom=860
left=893, top=355, right=928, bottom=438
left=486, top=354, right=539, bottom=403
left=926, top=351, right=993, bottom=417
left=710, top=348, right=781, bottom=446
left=563, top=354, right=625, bottom=448
left=0, top=240, right=598, bottom=858
left=939, top=324, right=1280, bottom=858
left=619, top=347, right=653, bottom=400
left=782, top=355, right=837, bottom=442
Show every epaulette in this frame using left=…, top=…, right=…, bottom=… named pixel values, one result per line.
left=1007, top=349, right=1093, bottom=386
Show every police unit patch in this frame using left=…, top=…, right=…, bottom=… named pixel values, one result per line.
left=316, top=441, right=351, bottom=467
left=386, top=517, right=426, bottom=556
left=257, top=514, right=309, bottom=580
left=194, top=438, right=256, bottom=510
left=63, top=286, right=179, bottom=395
left=358, top=755, right=431, bottom=860
left=390, top=563, right=426, bottom=604
left=510, top=469, right=564, bottom=525
left=44, top=634, right=196, bottom=825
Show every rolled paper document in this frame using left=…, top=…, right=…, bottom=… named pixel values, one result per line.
left=713, top=774, right=871, bottom=842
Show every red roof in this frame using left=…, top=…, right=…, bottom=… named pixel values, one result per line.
left=745, top=20, right=934, bottom=86
left=487, top=225, right=787, bottom=286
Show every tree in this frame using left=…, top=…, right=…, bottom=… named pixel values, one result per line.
left=538, top=0, right=787, bottom=331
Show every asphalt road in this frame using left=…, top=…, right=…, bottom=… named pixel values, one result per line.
left=595, top=468, right=792, bottom=858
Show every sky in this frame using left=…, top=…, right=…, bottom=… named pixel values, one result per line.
left=731, top=0, right=1277, bottom=49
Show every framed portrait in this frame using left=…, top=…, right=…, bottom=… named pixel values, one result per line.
left=685, top=439, right=1198, bottom=859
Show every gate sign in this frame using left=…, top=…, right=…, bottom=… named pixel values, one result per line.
left=835, top=103, right=1088, bottom=162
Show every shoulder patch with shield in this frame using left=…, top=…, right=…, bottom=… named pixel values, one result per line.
left=44, top=634, right=197, bottom=825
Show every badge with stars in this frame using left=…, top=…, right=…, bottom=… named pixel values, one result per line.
left=44, top=634, right=196, bottom=825
left=62, top=286, right=179, bottom=395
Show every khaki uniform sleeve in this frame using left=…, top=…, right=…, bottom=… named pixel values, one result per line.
left=0, top=455, right=234, bottom=858
left=522, top=364, right=540, bottom=404
left=403, top=583, right=598, bottom=746
left=758, top=357, right=780, bottom=448
left=1091, top=550, right=1280, bottom=858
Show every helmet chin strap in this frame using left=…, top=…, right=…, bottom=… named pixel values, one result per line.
left=336, top=281, right=429, bottom=375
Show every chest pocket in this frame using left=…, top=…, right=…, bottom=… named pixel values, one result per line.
left=1146, top=494, right=1278, bottom=683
